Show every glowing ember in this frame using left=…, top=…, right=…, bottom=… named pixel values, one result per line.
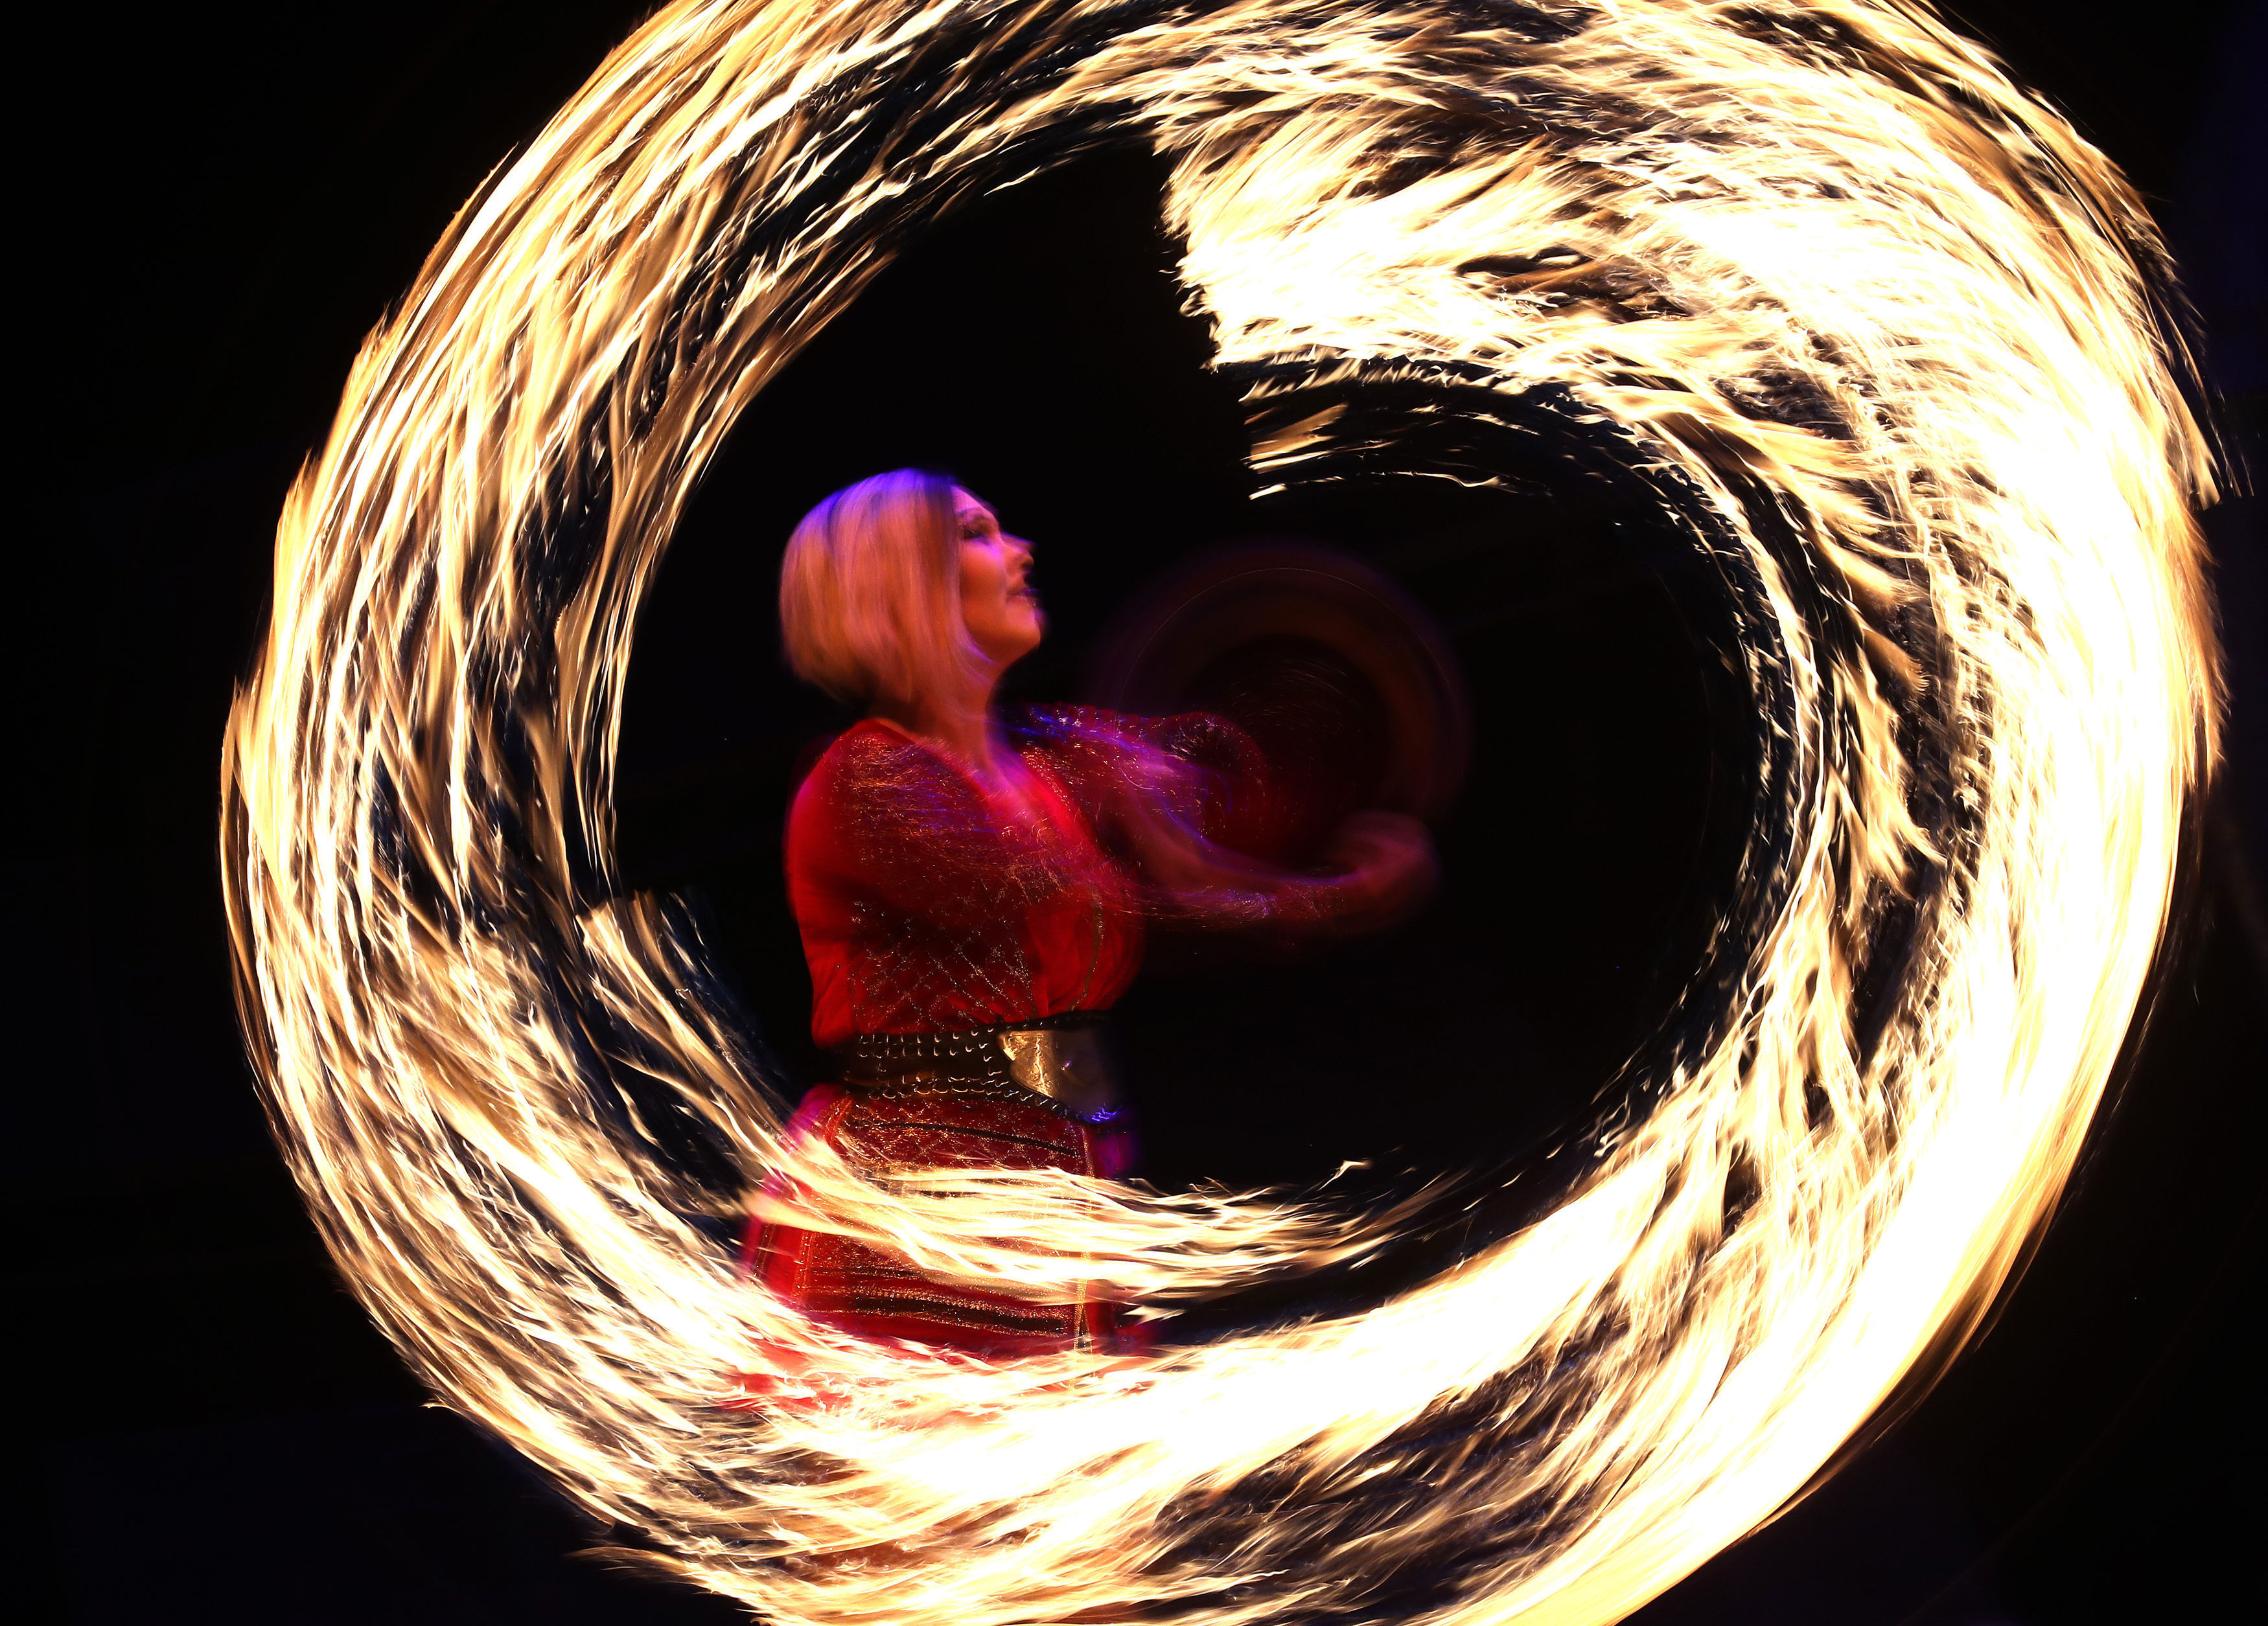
left=220, top=2, right=2219, bottom=1621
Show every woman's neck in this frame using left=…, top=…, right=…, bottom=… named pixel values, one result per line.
left=866, top=670, right=1002, bottom=773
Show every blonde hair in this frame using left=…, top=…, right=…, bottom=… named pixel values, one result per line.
left=778, top=469, right=973, bottom=704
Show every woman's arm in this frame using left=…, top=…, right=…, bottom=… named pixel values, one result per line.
left=1115, top=792, right=1437, bottom=936
left=1023, top=707, right=1437, bottom=935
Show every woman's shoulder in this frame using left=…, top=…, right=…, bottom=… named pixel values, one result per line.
left=807, top=718, right=955, bottom=778
left=794, top=720, right=978, bottom=821
left=1015, top=704, right=1259, bottom=770
left=1013, top=702, right=1139, bottom=748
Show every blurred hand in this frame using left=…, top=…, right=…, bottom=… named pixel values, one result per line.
left=1323, top=810, right=1438, bottom=928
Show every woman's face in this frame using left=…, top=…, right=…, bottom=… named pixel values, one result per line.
left=955, top=490, right=1043, bottom=667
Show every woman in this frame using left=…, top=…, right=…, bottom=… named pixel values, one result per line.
left=745, top=469, right=1434, bottom=1359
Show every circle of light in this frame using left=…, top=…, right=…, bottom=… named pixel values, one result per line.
left=221, top=2, right=2220, bottom=1622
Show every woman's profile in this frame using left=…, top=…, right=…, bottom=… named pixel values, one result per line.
left=743, top=468, right=1435, bottom=1360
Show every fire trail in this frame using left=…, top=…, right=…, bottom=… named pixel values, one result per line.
left=222, top=3, right=2220, bottom=1621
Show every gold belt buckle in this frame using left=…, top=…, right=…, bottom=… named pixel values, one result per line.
left=997, top=1026, right=1120, bottom=1121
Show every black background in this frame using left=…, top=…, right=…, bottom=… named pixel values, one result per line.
left=16, top=3, right=2263, bottom=1623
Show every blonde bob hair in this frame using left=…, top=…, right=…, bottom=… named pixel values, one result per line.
left=778, top=469, right=979, bottom=704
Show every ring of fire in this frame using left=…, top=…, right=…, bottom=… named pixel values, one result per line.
left=220, top=3, right=2220, bottom=1622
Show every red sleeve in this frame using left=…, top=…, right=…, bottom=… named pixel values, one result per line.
left=1020, top=706, right=1277, bottom=857
left=1019, top=707, right=1356, bottom=933
left=1129, top=709, right=1279, bottom=855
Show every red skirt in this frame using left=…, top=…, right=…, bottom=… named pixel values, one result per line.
left=743, top=1082, right=1124, bottom=1359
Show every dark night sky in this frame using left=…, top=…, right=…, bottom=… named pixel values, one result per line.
left=16, top=4, right=2263, bottom=1623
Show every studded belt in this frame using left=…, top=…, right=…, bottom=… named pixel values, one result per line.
left=841, top=1010, right=1124, bottom=1123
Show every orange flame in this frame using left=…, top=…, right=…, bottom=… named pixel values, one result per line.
left=221, top=3, right=2219, bottom=1621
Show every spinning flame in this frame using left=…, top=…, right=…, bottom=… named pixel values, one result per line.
left=221, top=2, right=2219, bottom=1621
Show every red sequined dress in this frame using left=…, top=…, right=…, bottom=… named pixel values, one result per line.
left=746, top=705, right=1265, bottom=1357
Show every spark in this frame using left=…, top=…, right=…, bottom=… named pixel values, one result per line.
left=221, top=3, right=2219, bottom=1621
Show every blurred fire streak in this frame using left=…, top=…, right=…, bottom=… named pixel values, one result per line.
left=220, top=3, right=2219, bottom=1621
